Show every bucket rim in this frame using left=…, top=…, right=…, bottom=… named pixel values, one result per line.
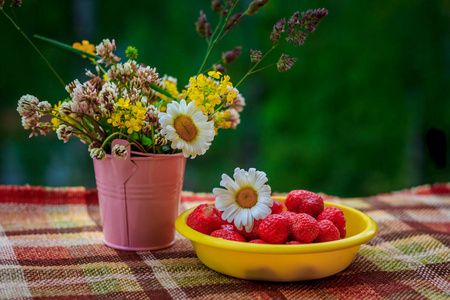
left=99, top=151, right=185, bottom=161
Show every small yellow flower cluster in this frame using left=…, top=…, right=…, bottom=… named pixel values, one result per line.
left=182, top=71, right=236, bottom=115
left=158, top=78, right=180, bottom=112
left=159, top=79, right=180, bottom=102
left=51, top=101, right=65, bottom=130
left=214, top=110, right=232, bottom=131
left=107, top=98, right=147, bottom=134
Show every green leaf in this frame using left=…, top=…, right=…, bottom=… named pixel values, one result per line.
left=34, top=35, right=102, bottom=61
left=99, top=119, right=113, bottom=135
left=149, top=83, right=178, bottom=100
left=141, top=135, right=153, bottom=146
left=130, top=132, right=139, bottom=141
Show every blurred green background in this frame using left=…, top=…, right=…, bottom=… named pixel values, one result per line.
left=0, top=0, right=449, bottom=197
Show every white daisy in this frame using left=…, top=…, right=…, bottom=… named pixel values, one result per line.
left=213, top=168, right=273, bottom=232
left=159, top=100, right=215, bottom=158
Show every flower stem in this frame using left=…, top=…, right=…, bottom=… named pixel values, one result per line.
left=248, top=63, right=277, bottom=74
left=93, top=60, right=108, bottom=75
left=151, top=125, right=156, bottom=154
left=149, top=83, right=177, bottom=100
left=34, top=34, right=101, bottom=61
left=100, top=132, right=146, bottom=153
left=47, top=113, right=98, bottom=144
left=81, top=113, right=106, bottom=139
left=197, top=1, right=240, bottom=75
left=1, top=9, right=66, bottom=87
left=235, top=44, right=279, bottom=89
left=207, top=15, right=224, bottom=47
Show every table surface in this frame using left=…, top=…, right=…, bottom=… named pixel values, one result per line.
left=0, top=184, right=449, bottom=300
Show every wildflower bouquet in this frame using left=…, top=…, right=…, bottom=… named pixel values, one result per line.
left=9, top=0, right=328, bottom=160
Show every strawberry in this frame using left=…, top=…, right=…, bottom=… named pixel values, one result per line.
left=280, top=211, right=297, bottom=239
left=314, top=220, right=340, bottom=243
left=317, top=206, right=346, bottom=238
left=290, top=213, right=320, bottom=243
left=236, top=219, right=262, bottom=241
left=248, top=239, right=268, bottom=244
left=210, top=229, right=246, bottom=242
left=216, top=210, right=230, bottom=226
left=220, top=224, right=235, bottom=231
left=186, top=204, right=222, bottom=235
left=270, top=199, right=283, bottom=214
left=286, top=241, right=305, bottom=245
left=258, top=214, right=289, bottom=244
left=280, top=211, right=297, bottom=227
left=285, top=190, right=324, bottom=218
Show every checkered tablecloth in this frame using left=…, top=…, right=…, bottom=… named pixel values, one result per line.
left=0, top=184, right=449, bottom=299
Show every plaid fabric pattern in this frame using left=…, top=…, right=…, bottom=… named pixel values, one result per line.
left=0, top=184, right=449, bottom=300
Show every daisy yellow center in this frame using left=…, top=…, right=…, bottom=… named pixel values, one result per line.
left=236, top=187, right=258, bottom=208
left=174, top=115, right=198, bottom=141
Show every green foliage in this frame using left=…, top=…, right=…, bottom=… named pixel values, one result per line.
left=141, top=135, right=152, bottom=146
left=0, top=0, right=448, bottom=196
left=125, top=46, right=138, bottom=60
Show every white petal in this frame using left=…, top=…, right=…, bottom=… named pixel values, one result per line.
left=220, top=174, right=239, bottom=192
left=222, top=204, right=239, bottom=221
left=253, top=171, right=268, bottom=190
left=214, top=195, right=236, bottom=211
left=244, top=215, right=254, bottom=233
left=258, top=194, right=273, bottom=207
left=251, top=202, right=272, bottom=219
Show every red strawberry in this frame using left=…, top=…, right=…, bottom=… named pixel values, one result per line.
left=280, top=210, right=297, bottom=227
left=286, top=241, right=305, bottom=245
left=236, top=219, right=262, bottom=241
left=280, top=211, right=297, bottom=228
left=220, top=224, right=235, bottom=231
left=290, top=213, right=320, bottom=243
left=216, top=210, right=230, bottom=226
left=258, top=214, right=289, bottom=244
left=186, top=204, right=222, bottom=235
left=211, top=229, right=246, bottom=242
left=314, top=220, right=340, bottom=243
left=248, top=239, right=268, bottom=244
left=317, top=206, right=346, bottom=238
left=270, top=199, right=283, bottom=214
left=280, top=211, right=297, bottom=239
left=285, top=190, right=324, bottom=218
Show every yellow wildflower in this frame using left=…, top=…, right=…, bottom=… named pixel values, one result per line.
left=51, top=101, right=64, bottom=130
left=107, top=99, right=147, bottom=134
left=73, top=40, right=96, bottom=58
left=117, top=98, right=131, bottom=109
left=214, top=110, right=232, bottom=131
left=207, top=70, right=222, bottom=79
left=158, top=79, right=180, bottom=101
left=182, top=73, right=236, bottom=116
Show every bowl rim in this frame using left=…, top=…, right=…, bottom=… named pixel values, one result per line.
left=175, top=197, right=378, bottom=254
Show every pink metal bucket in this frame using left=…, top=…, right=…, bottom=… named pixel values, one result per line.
left=93, top=140, right=186, bottom=251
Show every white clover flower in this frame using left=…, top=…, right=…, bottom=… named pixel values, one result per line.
left=154, top=133, right=167, bottom=146
left=159, top=100, right=215, bottom=159
left=112, top=144, right=128, bottom=159
left=17, top=94, right=39, bottom=118
left=90, top=148, right=106, bottom=160
left=37, top=101, right=52, bottom=113
left=59, top=102, right=72, bottom=117
left=98, top=81, right=118, bottom=116
left=213, top=168, right=273, bottom=232
left=56, top=124, right=73, bottom=143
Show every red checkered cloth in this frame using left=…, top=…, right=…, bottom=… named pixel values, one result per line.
left=0, top=184, right=449, bottom=299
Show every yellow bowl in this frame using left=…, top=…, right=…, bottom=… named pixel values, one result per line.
left=175, top=197, right=377, bottom=282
